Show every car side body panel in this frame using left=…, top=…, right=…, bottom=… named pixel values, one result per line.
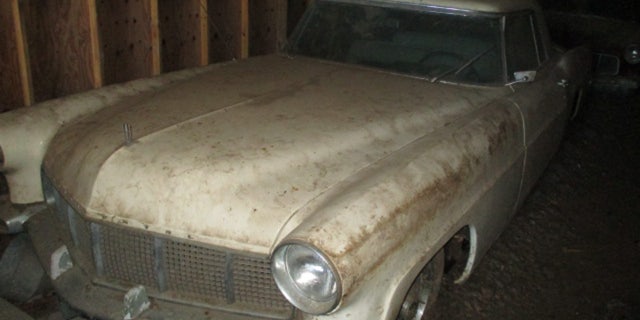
left=512, top=47, right=592, bottom=202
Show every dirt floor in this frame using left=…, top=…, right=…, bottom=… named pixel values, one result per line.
left=1, top=90, right=639, bottom=319
left=433, top=91, right=640, bottom=319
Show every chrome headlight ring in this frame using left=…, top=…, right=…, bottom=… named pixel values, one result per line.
left=271, top=243, right=341, bottom=315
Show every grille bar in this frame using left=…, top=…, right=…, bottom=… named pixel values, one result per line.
left=154, top=238, right=168, bottom=292
left=225, top=253, right=236, bottom=304
left=91, top=224, right=104, bottom=276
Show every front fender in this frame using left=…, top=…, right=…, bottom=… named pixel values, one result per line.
left=0, top=107, right=60, bottom=204
left=558, top=45, right=592, bottom=88
left=277, top=99, right=524, bottom=319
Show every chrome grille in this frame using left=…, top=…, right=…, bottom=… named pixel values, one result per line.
left=164, top=240, right=228, bottom=301
left=43, top=173, right=293, bottom=318
left=97, top=225, right=159, bottom=288
left=92, top=224, right=292, bottom=316
left=234, top=255, right=288, bottom=307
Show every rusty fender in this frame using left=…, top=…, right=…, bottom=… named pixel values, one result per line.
left=280, top=99, right=524, bottom=319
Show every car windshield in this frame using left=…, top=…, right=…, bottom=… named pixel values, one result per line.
left=289, top=1, right=505, bottom=84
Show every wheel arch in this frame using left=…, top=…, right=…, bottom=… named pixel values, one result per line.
left=445, top=225, right=479, bottom=284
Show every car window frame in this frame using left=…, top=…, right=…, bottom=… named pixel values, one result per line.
left=502, top=10, right=548, bottom=82
left=288, top=0, right=550, bottom=87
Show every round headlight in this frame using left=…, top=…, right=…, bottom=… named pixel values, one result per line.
left=271, top=243, right=340, bottom=314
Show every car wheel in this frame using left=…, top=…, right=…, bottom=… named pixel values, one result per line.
left=397, top=250, right=445, bottom=320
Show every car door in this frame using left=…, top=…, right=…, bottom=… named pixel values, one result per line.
left=505, top=12, right=571, bottom=204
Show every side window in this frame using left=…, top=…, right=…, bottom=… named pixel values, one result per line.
left=505, top=13, right=540, bottom=81
left=532, top=15, right=547, bottom=63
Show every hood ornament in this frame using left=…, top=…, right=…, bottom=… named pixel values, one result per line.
left=123, top=123, right=133, bottom=146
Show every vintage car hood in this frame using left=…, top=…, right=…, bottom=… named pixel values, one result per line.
left=43, top=55, right=503, bottom=254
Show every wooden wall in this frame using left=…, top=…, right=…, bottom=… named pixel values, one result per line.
left=158, top=0, right=208, bottom=72
left=97, top=0, right=160, bottom=84
left=0, top=0, right=32, bottom=111
left=0, top=0, right=310, bottom=111
left=250, top=0, right=288, bottom=57
left=208, top=0, right=249, bottom=62
left=21, top=0, right=102, bottom=102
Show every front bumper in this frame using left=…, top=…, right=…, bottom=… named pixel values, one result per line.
left=27, top=209, right=298, bottom=320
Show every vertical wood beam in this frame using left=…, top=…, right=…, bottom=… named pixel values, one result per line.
left=0, top=0, right=33, bottom=110
left=198, top=0, right=209, bottom=66
left=13, top=0, right=33, bottom=107
left=150, top=0, right=161, bottom=76
left=87, top=0, right=103, bottom=88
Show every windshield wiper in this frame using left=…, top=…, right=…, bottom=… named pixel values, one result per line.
left=430, top=45, right=496, bottom=83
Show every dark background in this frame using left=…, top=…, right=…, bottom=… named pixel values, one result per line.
left=539, top=0, right=638, bottom=21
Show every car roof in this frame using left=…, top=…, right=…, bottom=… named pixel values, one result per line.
left=363, top=0, right=540, bottom=14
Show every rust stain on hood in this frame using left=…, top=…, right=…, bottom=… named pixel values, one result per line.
left=43, top=55, right=503, bottom=254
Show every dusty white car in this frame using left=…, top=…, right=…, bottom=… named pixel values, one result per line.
left=0, top=0, right=590, bottom=319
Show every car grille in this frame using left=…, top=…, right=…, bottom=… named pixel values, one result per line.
left=42, top=175, right=293, bottom=319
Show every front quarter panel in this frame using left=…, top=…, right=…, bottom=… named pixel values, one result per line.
left=557, top=46, right=592, bottom=88
left=280, top=98, right=525, bottom=319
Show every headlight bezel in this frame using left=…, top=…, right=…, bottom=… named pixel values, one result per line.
left=271, top=241, right=342, bottom=315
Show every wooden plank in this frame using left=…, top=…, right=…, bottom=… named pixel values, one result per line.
left=21, top=0, right=102, bottom=103
left=97, top=0, right=161, bottom=85
left=208, top=0, right=249, bottom=62
left=87, top=0, right=103, bottom=88
left=0, top=0, right=33, bottom=110
left=198, top=0, right=209, bottom=66
left=149, top=0, right=161, bottom=76
left=249, top=0, right=287, bottom=56
left=13, top=1, right=33, bottom=108
left=158, top=0, right=208, bottom=72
